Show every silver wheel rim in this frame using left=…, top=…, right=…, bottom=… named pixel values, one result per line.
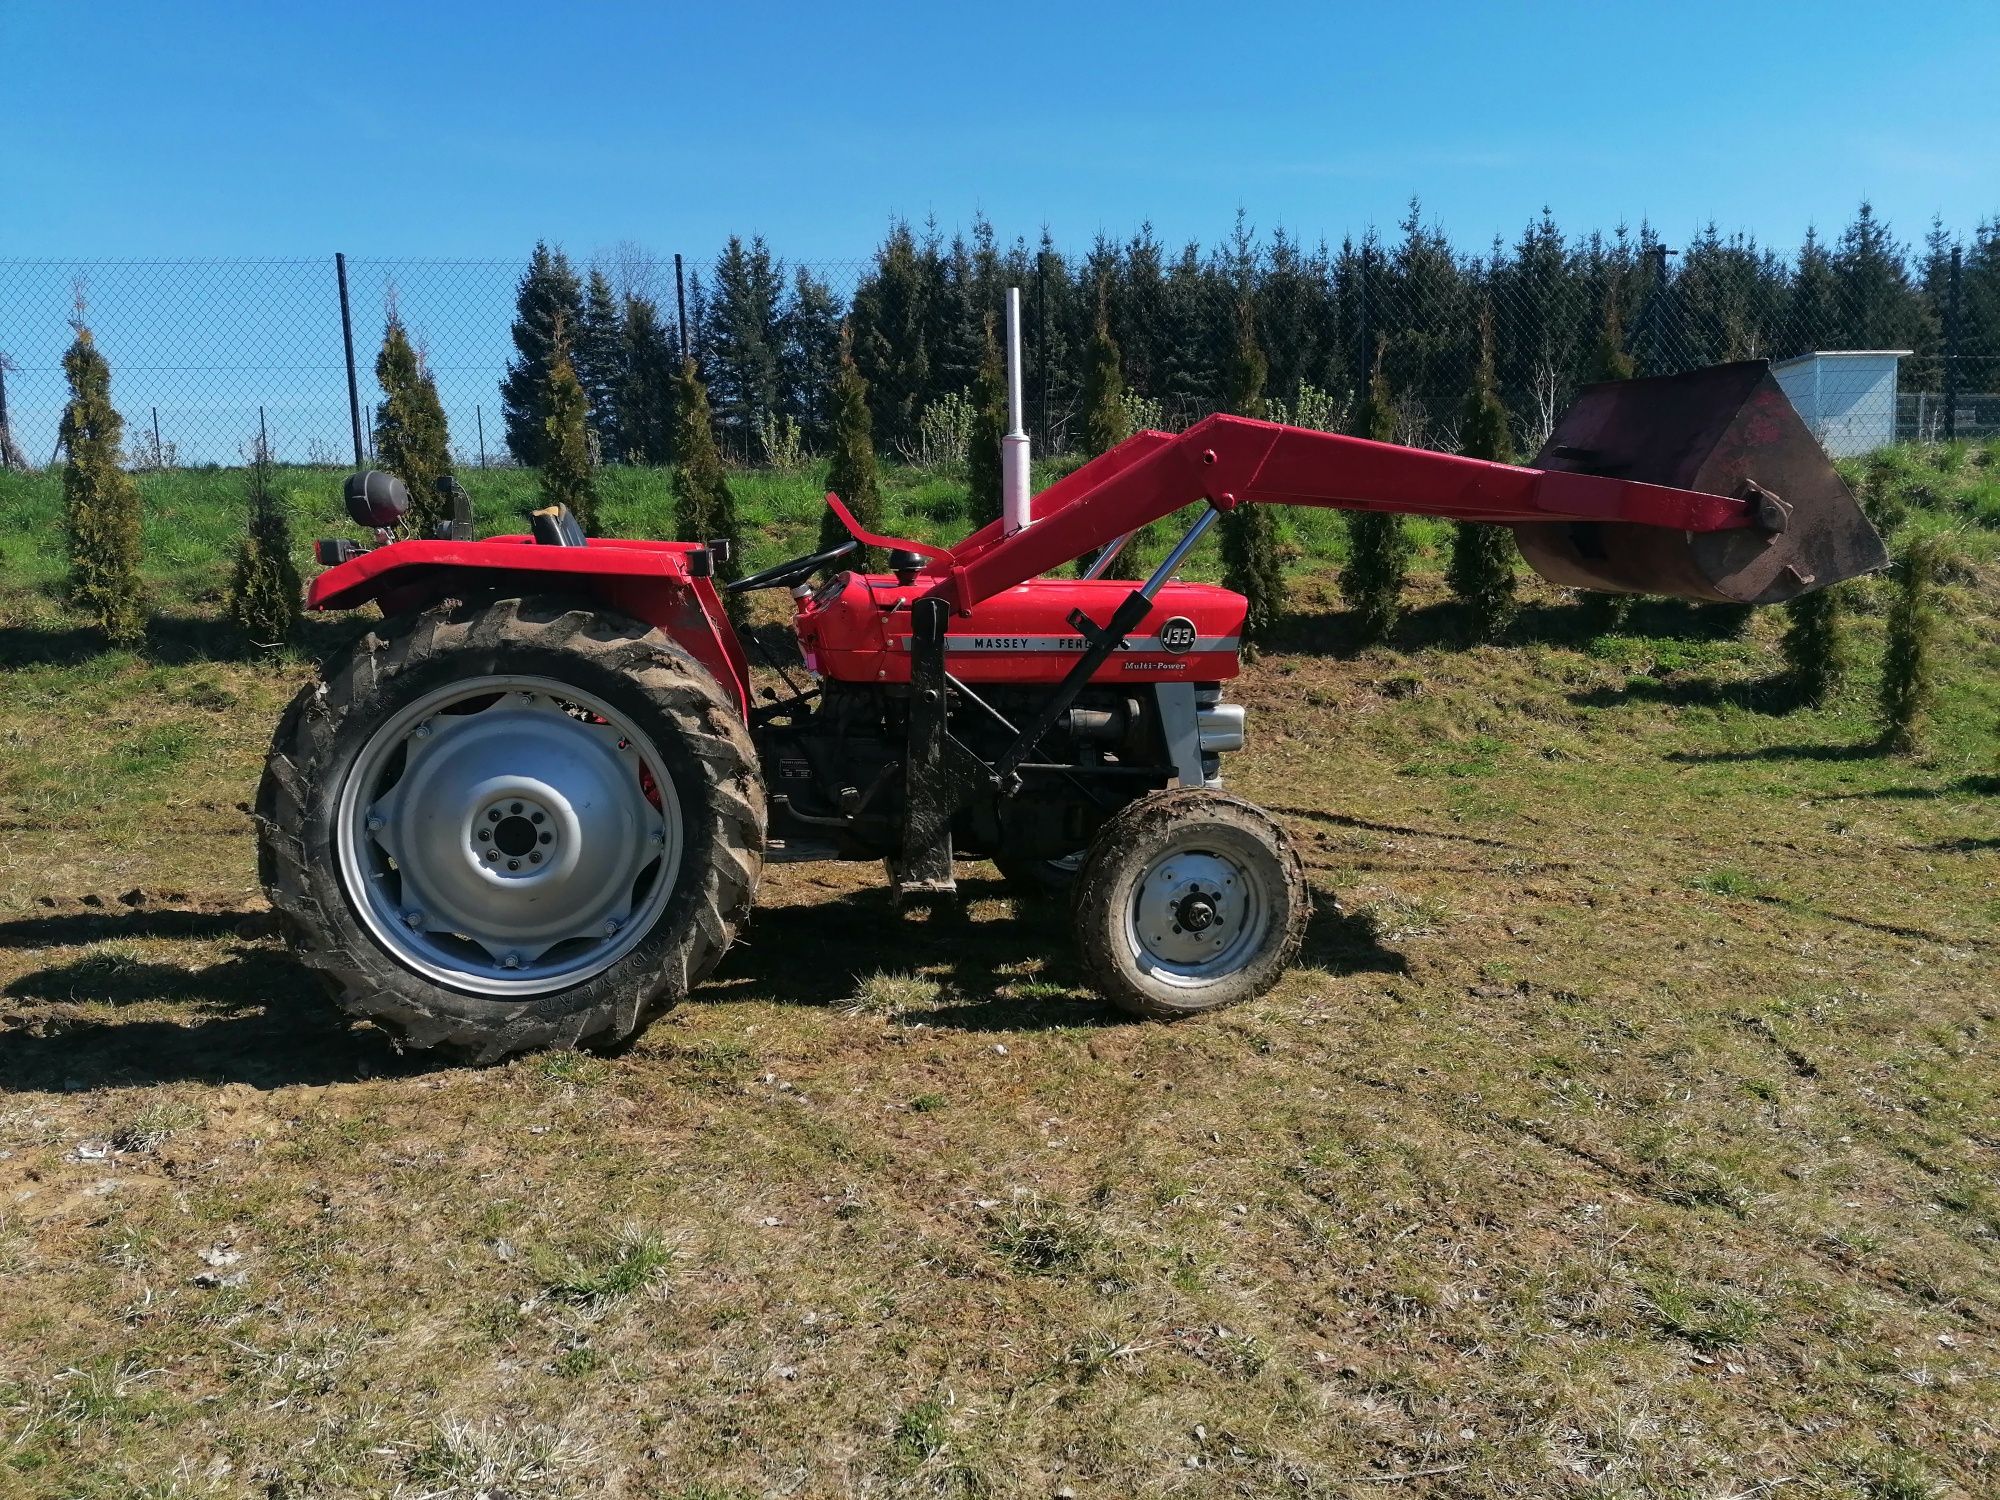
left=1124, top=837, right=1274, bottom=987
left=335, top=674, right=682, bottom=997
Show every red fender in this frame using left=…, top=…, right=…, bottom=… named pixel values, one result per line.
left=305, top=535, right=752, bottom=718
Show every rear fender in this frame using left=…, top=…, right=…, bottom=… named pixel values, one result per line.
left=306, top=535, right=751, bottom=717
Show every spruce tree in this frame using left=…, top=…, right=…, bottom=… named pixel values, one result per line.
left=1447, top=310, right=1519, bottom=641
left=819, top=336, right=882, bottom=565
left=781, top=268, right=845, bottom=449
left=540, top=322, right=599, bottom=531
left=1588, top=286, right=1637, bottom=382
left=373, top=313, right=453, bottom=534
left=1218, top=298, right=1286, bottom=646
left=59, top=325, right=144, bottom=644
left=616, top=293, right=676, bottom=464
left=1781, top=583, right=1852, bottom=708
left=966, top=315, right=1006, bottom=529
left=671, top=360, right=743, bottom=595
left=1878, top=535, right=1942, bottom=754
left=575, top=269, right=625, bottom=457
left=499, top=242, right=584, bottom=466
left=1080, top=290, right=1131, bottom=457
left=1341, top=360, right=1411, bottom=643
left=228, top=433, right=300, bottom=645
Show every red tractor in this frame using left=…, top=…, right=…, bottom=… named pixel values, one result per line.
left=260, top=306, right=1884, bottom=1061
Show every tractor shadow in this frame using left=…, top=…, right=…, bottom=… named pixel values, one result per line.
left=0, top=906, right=427, bottom=1092
left=705, top=873, right=1400, bottom=1031
left=0, top=610, right=370, bottom=671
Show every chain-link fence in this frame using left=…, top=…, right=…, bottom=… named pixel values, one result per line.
left=2, top=216, right=1995, bottom=473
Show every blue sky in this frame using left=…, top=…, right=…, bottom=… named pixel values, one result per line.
left=6, top=0, right=1997, bottom=263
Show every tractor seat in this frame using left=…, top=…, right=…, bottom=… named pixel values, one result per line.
left=528, top=504, right=588, bottom=546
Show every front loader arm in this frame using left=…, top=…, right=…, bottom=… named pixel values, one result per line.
left=924, top=361, right=1884, bottom=612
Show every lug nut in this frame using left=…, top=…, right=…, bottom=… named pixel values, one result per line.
left=477, top=828, right=491, bottom=842
left=603, top=919, right=622, bottom=936
left=507, top=859, right=520, bottom=870
left=488, top=809, right=501, bottom=823
left=366, top=814, right=385, bottom=832
left=529, top=851, right=542, bottom=864
left=502, top=952, right=521, bottom=969
left=538, top=831, right=552, bottom=845
left=510, top=801, right=523, bottom=814
left=530, top=812, right=545, bottom=825
left=403, top=910, right=424, bottom=927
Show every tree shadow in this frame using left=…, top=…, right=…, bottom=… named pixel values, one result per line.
left=1843, top=774, right=2000, bottom=802
left=1269, top=594, right=1753, bottom=661
left=0, top=611, right=368, bottom=671
left=0, top=906, right=259, bottom=949
left=1663, top=739, right=1884, bottom=765
left=1569, top=672, right=1797, bottom=714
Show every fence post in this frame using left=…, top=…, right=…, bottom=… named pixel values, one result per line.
left=0, top=359, right=10, bottom=470
left=336, top=252, right=365, bottom=468
left=674, top=254, right=689, bottom=362
left=259, top=405, right=268, bottom=461
left=476, top=403, right=487, bottom=468
left=151, top=406, right=162, bottom=467
left=1943, top=244, right=1962, bottom=444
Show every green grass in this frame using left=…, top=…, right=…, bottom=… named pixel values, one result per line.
left=0, top=449, right=1995, bottom=1495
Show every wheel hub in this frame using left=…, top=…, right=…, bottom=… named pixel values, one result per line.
left=1129, top=847, right=1271, bottom=979
left=335, top=678, right=682, bottom=997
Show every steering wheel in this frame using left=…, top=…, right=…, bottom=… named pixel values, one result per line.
left=723, top=537, right=859, bottom=594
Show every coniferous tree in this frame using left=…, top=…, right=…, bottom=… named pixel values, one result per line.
left=373, top=312, right=453, bottom=534
left=1341, top=359, right=1411, bottom=643
left=850, top=220, right=932, bottom=454
left=1080, top=289, right=1131, bottom=457
left=705, top=235, right=785, bottom=454
left=966, top=315, right=1007, bottom=529
left=1878, top=535, right=1942, bottom=754
left=616, top=293, right=676, bottom=464
left=1781, top=583, right=1852, bottom=708
left=819, top=335, right=882, bottom=565
left=671, top=360, right=743, bottom=596
left=540, top=321, right=598, bottom=531
left=1447, top=309, right=1518, bottom=640
left=1218, top=298, right=1286, bottom=645
left=59, top=325, right=143, bottom=644
left=228, top=432, right=300, bottom=645
left=575, top=269, right=625, bottom=456
left=781, top=268, right=844, bottom=449
left=500, top=242, right=584, bottom=466
left=1589, top=286, right=1637, bottom=382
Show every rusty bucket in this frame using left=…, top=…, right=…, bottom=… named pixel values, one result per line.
left=1514, top=361, right=1889, bottom=605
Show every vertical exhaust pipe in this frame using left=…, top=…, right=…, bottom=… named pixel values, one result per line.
left=1002, top=286, right=1032, bottom=535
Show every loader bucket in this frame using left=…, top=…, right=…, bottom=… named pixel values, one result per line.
left=1514, top=360, right=1888, bottom=604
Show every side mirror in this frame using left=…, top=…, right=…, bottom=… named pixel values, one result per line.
left=344, top=470, right=410, bottom=530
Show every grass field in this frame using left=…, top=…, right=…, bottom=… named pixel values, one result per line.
left=0, top=450, right=1997, bottom=1498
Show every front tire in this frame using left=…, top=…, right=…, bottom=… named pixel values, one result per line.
left=1072, top=790, right=1307, bottom=1020
left=256, top=596, right=764, bottom=1062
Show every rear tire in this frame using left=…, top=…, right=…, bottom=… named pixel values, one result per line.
left=256, top=595, right=763, bottom=1062
left=1072, top=789, right=1307, bottom=1020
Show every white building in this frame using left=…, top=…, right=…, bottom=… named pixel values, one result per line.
left=1772, top=350, right=1910, bottom=457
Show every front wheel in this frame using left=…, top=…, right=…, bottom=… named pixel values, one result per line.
left=256, top=596, right=764, bottom=1062
left=1071, top=790, right=1307, bottom=1020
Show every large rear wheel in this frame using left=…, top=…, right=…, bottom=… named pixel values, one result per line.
left=257, top=596, right=763, bottom=1062
left=1071, top=789, right=1307, bottom=1020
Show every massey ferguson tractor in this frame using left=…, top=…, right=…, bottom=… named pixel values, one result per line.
left=259, top=292, right=1885, bottom=1061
